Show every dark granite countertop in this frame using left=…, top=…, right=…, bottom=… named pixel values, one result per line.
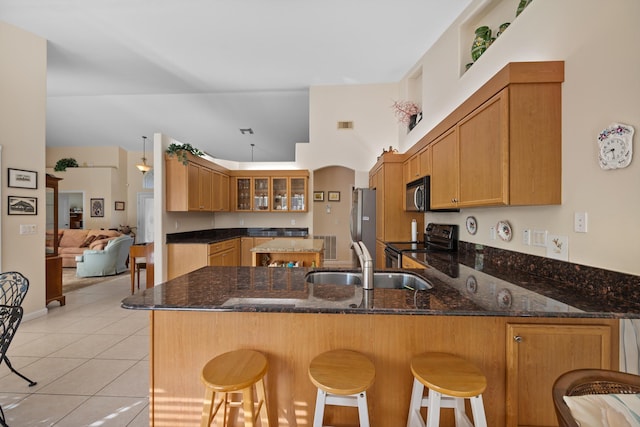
left=121, top=251, right=640, bottom=318
left=165, top=227, right=309, bottom=244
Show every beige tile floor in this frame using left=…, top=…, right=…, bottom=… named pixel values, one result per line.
left=0, top=272, right=150, bottom=426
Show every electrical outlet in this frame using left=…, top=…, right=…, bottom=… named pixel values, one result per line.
left=239, top=219, right=244, bottom=226
left=19, top=224, right=36, bottom=235
left=522, top=229, right=531, bottom=245
left=574, top=212, right=588, bottom=233
left=291, top=219, right=296, bottom=225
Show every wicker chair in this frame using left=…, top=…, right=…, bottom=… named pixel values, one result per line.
left=552, top=368, right=640, bottom=427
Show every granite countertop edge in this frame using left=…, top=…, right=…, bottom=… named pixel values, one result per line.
left=121, top=265, right=640, bottom=319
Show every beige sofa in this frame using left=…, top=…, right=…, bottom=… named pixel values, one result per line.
left=58, top=229, right=122, bottom=268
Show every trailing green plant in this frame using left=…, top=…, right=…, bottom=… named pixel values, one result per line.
left=54, top=158, right=79, bottom=171
left=165, top=143, right=204, bottom=165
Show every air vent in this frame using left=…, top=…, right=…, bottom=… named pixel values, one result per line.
left=314, top=235, right=337, bottom=260
left=337, top=121, right=354, bottom=130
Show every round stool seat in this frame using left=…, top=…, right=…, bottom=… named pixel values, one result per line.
left=309, top=349, right=375, bottom=396
left=410, top=352, right=487, bottom=398
left=201, top=349, right=268, bottom=392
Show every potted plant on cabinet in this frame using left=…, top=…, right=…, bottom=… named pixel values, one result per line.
left=53, top=158, right=79, bottom=171
left=165, top=143, right=204, bottom=165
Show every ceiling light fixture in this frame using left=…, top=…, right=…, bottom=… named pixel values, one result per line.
left=136, top=136, right=152, bottom=173
left=250, top=143, right=255, bottom=162
left=240, top=128, right=254, bottom=135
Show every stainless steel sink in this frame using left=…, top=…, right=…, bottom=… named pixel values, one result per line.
left=304, top=271, right=432, bottom=290
left=305, top=271, right=362, bottom=285
left=373, top=272, right=432, bottom=290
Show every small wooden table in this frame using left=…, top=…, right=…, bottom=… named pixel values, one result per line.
left=251, top=238, right=324, bottom=267
left=130, top=243, right=154, bottom=294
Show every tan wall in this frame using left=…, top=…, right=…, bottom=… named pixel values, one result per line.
left=46, top=145, right=152, bottom=233
left=0, top=22, right=47, bottom=317
left=313, top=166, right=355, bottom=263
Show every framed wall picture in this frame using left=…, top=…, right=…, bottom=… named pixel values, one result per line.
left=90, top=198, right=105, bottom=217
left=313, top=191, right=324, bottom=202
left=114, top=201, right=125, bottom=211
left=8, top=196, right=37, bottom=215
left=8, top=168, right=37, bottom=189
left=328, top=191, right=341, bottom=202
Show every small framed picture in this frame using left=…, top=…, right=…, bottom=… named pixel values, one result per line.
left=313, top=191, right=324, bottom=202
left=328, top=191, right=341, bottom=202
left=90, top=198, right=105, bottom=217
left=8, top=168, right=37, bottom=189
left=8, top=196, right=37, bottom=215
left=114, top=201, right=125, bottom=211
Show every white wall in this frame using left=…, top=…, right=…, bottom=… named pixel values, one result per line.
left=393, top=0, right=640, bottom=275
left=297, top=83, right=400, bottom=188
left=0, top=22, right=47, bottom=318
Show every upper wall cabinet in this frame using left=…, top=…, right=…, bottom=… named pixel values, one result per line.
left=165, top=153, right=230, bottom=212
left=231, top=170, right=309, bottom=213
left=411, top=61, right=564, bottom=209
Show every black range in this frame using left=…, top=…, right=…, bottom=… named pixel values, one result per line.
left=385, top=223, right=458, bottom=276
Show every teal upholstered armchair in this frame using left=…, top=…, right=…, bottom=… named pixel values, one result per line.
left=76, top=235, right=134, bottom=278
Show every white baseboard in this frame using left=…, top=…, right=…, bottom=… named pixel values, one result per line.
left=23, top=308, right=48, bottom=322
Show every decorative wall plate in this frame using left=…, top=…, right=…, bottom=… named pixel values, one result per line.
left=496, top=220, right=512, bottom=242
left=466, top=275, right=478, bottom=293
left=497, top=288, right=512, bottom=308
left=465, top=216, right=477, bottom=235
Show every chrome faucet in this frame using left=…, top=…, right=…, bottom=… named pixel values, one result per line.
left=352, top=241, right=374, bottom=290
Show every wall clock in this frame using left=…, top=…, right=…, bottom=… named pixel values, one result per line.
left=597, top=122, right=634, bottom=170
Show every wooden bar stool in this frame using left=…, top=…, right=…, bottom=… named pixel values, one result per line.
left=308, top=349, right=375, bottom=427
left=200, top=349, right=270, bottom=427
left=406, top=352, right=487, bottom=427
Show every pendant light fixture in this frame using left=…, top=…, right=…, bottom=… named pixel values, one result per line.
left=136, top=136, right=152, bottom=173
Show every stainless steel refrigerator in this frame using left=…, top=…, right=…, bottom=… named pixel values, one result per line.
left=350, top=188, right=376, bottom=263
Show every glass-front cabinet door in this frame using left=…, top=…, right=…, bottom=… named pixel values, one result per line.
left=272, top=177, right=288, bottom=211
left=253, top=178, right=269, bottom=211
left=235, top=178, right=251, bottom=211
left=290, top=177, right=307, bottom=211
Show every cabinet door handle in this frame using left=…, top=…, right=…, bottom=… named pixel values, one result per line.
left=514, top=335, right=523, bottom=343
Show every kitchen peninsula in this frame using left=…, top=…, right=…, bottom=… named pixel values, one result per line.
left=122, top=245, right=640, bottom=427
left=251, top=238, right=324, bottom=267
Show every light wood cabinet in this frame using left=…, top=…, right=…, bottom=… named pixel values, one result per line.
left=403, top=146, right=432, bottom=184
left=231, top=170, right=309, bottom=212
left=167, top=238, right=240, bottom=279
left=506, top=323, right=614, bottom=427
left=150, top=311, right=617, bottom=427
left=430, top=81, right=561, bottom=209
left=370, top=154, right=424, bottom=245
left=209, top=239, right=239, bottom=266
left=166, top=153, right=230, bottom=212
left=240, top=237, right=274, bottom=266
left=187, top=163, right=212, bottom=211
left=431, top=128, right=459, bottom=209
left=375, top=239, right=387, bottom=269
left=211, top=171, right=230, bottom=211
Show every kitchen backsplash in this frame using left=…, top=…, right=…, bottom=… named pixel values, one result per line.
left=458, top=241, right=640, bottom=302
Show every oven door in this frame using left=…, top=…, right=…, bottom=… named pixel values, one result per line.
left=384, top=246, right=401, bottom=268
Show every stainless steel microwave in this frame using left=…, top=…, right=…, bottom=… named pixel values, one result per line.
left=406, top=177, right=427, bottom=211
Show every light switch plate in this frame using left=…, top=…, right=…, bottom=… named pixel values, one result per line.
left=533, top=229, right=548, bottom=247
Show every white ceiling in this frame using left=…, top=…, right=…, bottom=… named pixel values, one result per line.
left=1, top=0, right=472, bottom=162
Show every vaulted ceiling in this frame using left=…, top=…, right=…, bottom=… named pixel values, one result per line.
left=1, top=0, right=472, bottom=162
